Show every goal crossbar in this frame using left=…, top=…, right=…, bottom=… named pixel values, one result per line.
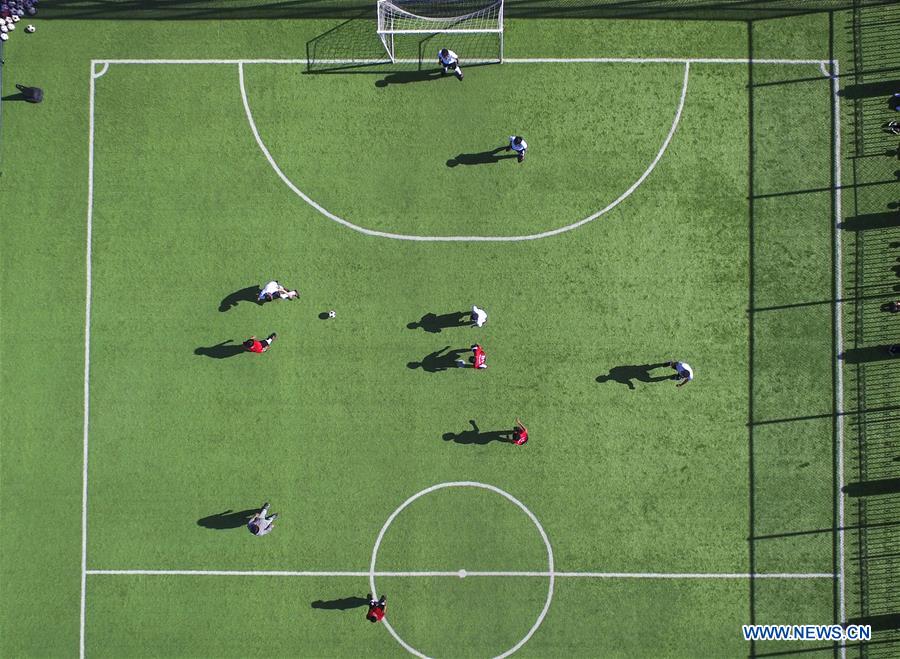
left=376, top=0, right=503, bottom=63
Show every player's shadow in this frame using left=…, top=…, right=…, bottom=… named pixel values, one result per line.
left=196, top=509, right=257, bottom=530
left=219, top=286, right=261, bottom=312
left=311, top=596, right=369, bottom=610
left=407, top=346, right=468, bottom=372
left=443, top=420, right=512, bottom=445
left=595, top=362, right=673, bottom=390
left=407, top=311, right=469, bottom=333
left=375, top=69, right=444, bottom=87
left=447, top=147, right=517, bottom=168
left=194, top=340, right=245, bottom=359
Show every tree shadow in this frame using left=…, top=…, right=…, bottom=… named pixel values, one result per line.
left=407, top=311, right=468, bottom=333
left=194, top=340, right=245, bottom=359
left=407, top=346, right=468, bottom=372
left=219, top=286, right=261, bottom=312
left=595, top=362, right=673, bottom=390
left=196, top=509, right=257, bottom=529
left=375, top=69, right=444, bottom=87
left=311, top=596, right=369, bottom=610
left=442, top=420, right=512, bottom=445
left=447, top=147, right=517, bottom=168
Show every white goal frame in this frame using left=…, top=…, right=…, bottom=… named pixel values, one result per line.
left=376, top=0, right=504, bottom=64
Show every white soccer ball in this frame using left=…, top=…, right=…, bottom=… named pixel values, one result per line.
left=0, top=32, right=7, bottom=40
left=327, top=310, right=336, bottom=318
left=0, top=24, right=6, bottom=32
left=11, top=13, right=19, bottom=21
left=25, top=22, right=33, bottom=32
left=7, top=20, right=14, bottom=29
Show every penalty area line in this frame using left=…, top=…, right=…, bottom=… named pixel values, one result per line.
left=86, top=569, right=834, bottom=579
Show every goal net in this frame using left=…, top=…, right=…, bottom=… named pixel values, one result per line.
left=376, top=0, right=504, bottom=64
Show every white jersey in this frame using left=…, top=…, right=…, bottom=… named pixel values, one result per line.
left=438, top=49, right=459, bottom=66
left=472, top=305, right=487, bottom=327
left=674, top=362, right=693, bottom=381
left=509, top=136, right=527, bottom=152
left=259, top=280, right=280, bottom=301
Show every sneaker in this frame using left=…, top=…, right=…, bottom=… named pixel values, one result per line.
left=269, top=514, right=279, bottom=522
left=457, top=72, right=463, bottom=81
left=262, top=502, right=270, bottom=510
left=269, top=333, right=277, bottom=341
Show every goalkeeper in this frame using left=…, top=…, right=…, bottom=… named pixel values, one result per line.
left=438, top=48, right=464, bottom=81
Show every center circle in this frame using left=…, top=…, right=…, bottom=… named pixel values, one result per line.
left=368, top=481, right=555, bottom=658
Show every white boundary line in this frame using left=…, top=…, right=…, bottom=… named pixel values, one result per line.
left=87, top=569, right=835, bottom=578
left=82, top=57, right=841, bottom=657
left=830, top=58, right=846, bottom=655
left=94, top=57, right=827, bottom=65
left=79, top=62, right=96, bottom=659
left=238, top=60, right=691, bottom=241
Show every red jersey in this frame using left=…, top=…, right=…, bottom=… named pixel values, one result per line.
left=366, top=604, right=385, bottom=622
left=473, top=345, right=486, bottom=369
left=248, top=340, right=264, bottom=353
left=514, top=426, right=528, bottom=445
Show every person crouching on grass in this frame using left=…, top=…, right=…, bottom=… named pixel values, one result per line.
left=513, top=418, right=528, bottom=446
left=507, top=136, right=527, bottom=163
left=438, top=48, right=463, bottom=80
left=247, top=502, right=278, bottom=536
left=366, top=595, right=386, bottom=622
left=243, top=333, right=277, bottom=353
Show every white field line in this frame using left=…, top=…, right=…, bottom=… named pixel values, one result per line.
left=238, top=60, right=690, bottom=241
left=93, top=57, right=828, bottom=65
left=831, top=58, right=846, bottom=652
left=86, top=569, right=834, bottom=579
left=79, top=64, right=96, bottom=659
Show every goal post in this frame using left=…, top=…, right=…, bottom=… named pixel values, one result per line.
left=376, top=0, right=504, bottom=64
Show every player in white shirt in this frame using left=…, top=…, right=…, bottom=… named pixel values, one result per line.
left=668, top=360, right=694, bottom=387
left=471, top=305, right=487, bottom=328
left=507, top=136, right=527, bottom=163
left=438, top=48, right=463, bottom=80
left=247, top=502, right=278, bottom=536
left=258, top=280, right=299, bottom=303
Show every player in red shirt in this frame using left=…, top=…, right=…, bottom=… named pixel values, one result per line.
left=513, top=418, right=528, bottom=445
left=366, top=595, right=386, bottom=623
left=243, top=333, right=277, bottom=353
left=471, top=344, right=487, bottom=369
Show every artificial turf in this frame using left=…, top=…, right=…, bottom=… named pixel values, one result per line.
left=1, top=11, right=851, bottom=658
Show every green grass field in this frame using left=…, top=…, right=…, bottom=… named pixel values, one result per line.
left=0, top=9, right=857, bottom=658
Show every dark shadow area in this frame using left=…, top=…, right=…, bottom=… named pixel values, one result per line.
left=197, top=508, right=257, bottom=529
left=847, top=612, right=900, bottom=632
left=37, top=0, right=892, bottom=21
left=407, top=311, right=468, bottom=333
left=442, top=420, right=511, bottom=445
left=219, top=285, right=260, bottom=312
left=318, top=311, right=331, bottom=320
left=447, top=147, right=515, bottom=168
left=195, top=340, right=245, bottom=359
left=1, top=92, right=29, bottom=102
left=839, top=79, right=900, bottom=99
left=839, top=210, right=900, bottom=231
left=311, top=596, right=369, bottom=610
left=407, top=346, right=467, bottom=372
left=843, top=477, right=900, bottom=498
left=595, top=362, right=672, bottom=390
left=840, top=345, right=900, bottom=364
left=375, top=68, right=444, bottom=87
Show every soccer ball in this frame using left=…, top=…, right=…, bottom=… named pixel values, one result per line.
left=11, top=13, right=18, bottom=21
left=0, top=24, right=6, bottom=32
left=0, top=32, right=6, bottom=40
left=327, top=310, right=336, bottom=319
left=24, top=22, right=33, bottom=32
